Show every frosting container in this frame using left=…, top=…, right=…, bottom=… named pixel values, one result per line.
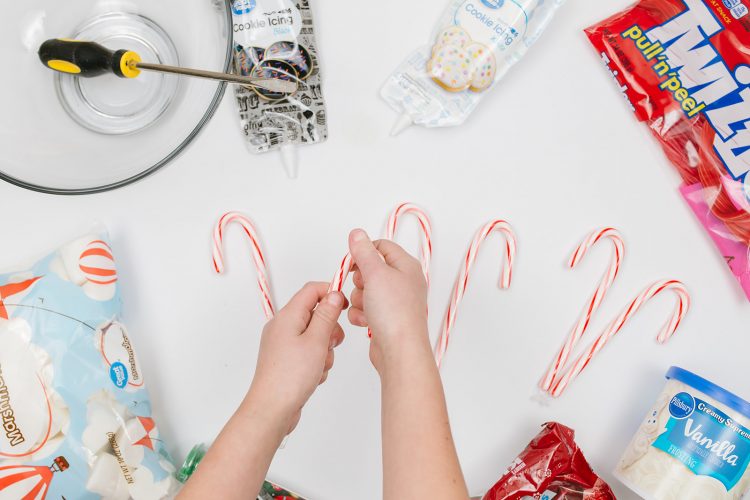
left=616, top=367, right=750, bottom=499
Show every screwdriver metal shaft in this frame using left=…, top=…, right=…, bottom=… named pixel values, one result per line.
left=133, top=61, right=298, bottom=94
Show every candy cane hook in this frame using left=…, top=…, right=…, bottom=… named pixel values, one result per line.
left=386, top=203, right=433, bottom=286
left=540, top=228, right=624, bottom=392
left=330, top=203, right=433, bottom=293
left=434, top=220, right=517, bottom=368
left=549, top=280, right=690, bottom=397
left=213, top=212, right=275, bottom=319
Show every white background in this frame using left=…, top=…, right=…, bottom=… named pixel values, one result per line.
left=3, top=0, right=750, bottom=498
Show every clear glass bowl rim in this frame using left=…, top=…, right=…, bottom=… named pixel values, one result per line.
left=0, top=0, right=233, bottom=196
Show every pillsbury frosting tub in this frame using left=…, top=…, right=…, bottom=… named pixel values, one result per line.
left=616, top=367, right=750, bottom=499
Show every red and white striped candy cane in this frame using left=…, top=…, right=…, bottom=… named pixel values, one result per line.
left=213, top=211, right=275, bottom=319
left=539, top=228, right=624, bottom=392
left=386, top=203, right=433, bottom=286
left=329, top=203, right=433, bottom=293
left=434, top=220, right=517, bottom=368
left=549, top=280, right=690, bottom=398
left=329, top=253, right=353, bottom=293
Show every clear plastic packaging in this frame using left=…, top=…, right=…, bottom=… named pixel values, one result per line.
left=381, top=0, right=564, bottom=134
left=0, top=230, right=177, bottom=499
left=230, top=0, right=328, bottom=178
left=616, top=367, right=750, bottom=500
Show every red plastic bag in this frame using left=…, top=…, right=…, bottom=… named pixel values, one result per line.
left=482, top=422, right=615, bottom=500
left=586, top=0, right=750, bottom=300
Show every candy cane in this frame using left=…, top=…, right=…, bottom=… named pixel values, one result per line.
left=329, top=203, right=433, bottom=293
left=539, top=228, right=624, bottom=392
left=549, top=280, right=690, bottom=397
left=386, top=203, right=433, bottom=286
left=434, top=220, right=517, bottom=368
left=329, top=253, right=353, bottom=293
left=213, top=212, right=275, bottom=319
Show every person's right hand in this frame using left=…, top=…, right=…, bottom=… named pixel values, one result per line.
left=346, top=229, right=432, bottom=374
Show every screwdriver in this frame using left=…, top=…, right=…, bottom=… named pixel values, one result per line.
left=38, top=39, right=298, bottom=95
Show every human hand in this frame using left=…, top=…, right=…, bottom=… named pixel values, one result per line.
left=346, top=229, right=432, bottom=375
left=243, top=283, right=346, bottom=435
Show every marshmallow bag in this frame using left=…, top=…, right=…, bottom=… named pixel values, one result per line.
left=0, top=231, right=178, bottom=499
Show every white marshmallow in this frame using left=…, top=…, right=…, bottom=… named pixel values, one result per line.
left=86, top=452, right=130, bottom=500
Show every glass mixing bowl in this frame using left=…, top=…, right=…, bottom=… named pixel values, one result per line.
left=0, top=0, right=233, bottom=194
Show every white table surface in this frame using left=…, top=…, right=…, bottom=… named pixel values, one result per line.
left=3, top=0, right=750, bottom=498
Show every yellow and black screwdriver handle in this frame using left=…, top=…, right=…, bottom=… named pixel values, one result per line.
left=38, top=39, right=142, bottom=78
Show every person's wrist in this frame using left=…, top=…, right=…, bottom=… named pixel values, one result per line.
left=377, top=326, right=434, bottom=376
left=239, top=385, right=296, bottom=439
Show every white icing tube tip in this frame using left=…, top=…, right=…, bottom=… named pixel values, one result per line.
left=280, top=144, right=299, bottom=179
left=390, top=113, right=413, bottom=137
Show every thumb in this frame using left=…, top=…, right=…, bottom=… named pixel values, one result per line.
left=348, top=229, right=385, bottom=280
left=304, top=292, right=345, bottom=346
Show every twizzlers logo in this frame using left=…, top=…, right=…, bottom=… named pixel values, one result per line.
left=623, top=0, right=750, bottom=199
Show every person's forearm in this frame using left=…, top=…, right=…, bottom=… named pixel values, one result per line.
left=380, top=335, right=469, bottom=500
left=178, top=394, right=288, bottom=500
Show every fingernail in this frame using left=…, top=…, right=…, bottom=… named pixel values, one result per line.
left=327, top=292, right=344, bottom=307
left=351, top=229, right=367, bottom=242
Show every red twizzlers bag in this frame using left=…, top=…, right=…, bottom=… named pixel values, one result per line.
left=482, top=422, right=615, bottom=500
left=587, top=0, right=750, bottom=300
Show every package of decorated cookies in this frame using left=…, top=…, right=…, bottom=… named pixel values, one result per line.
left=382, top=0, right=564, bottom=133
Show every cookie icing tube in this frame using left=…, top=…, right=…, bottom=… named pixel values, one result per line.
left=212, top=212, right=275, bottom=319
left=435, top=220, right=517, bottom=368
left=540, top=228, right=625, bottom=393
left=550, top=280, right=690, bottom=398
left=382, top=0, right=565, bottom=132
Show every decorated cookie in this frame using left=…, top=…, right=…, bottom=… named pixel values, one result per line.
left=251, top=59, right=299, bottom=102
left=433, top=26, right=472, bottom=53
left=265, top=41, right=314, bottom=80
left=465, top=43, right=496, bottom=92
left=429, top=45, right=473, bottom=92
left=235, top=45, right=265, bottom=75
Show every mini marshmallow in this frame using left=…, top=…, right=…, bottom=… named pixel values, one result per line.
left=115, top=424, right=145, bottom=467
left=82, top=390, right=129, bottom=456
left=128, top=464, right=178, bottom=500
left=86, top=452, right=130, bottom=500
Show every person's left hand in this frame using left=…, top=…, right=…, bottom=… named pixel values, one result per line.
left=243, top=282, right=347, bottom=435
